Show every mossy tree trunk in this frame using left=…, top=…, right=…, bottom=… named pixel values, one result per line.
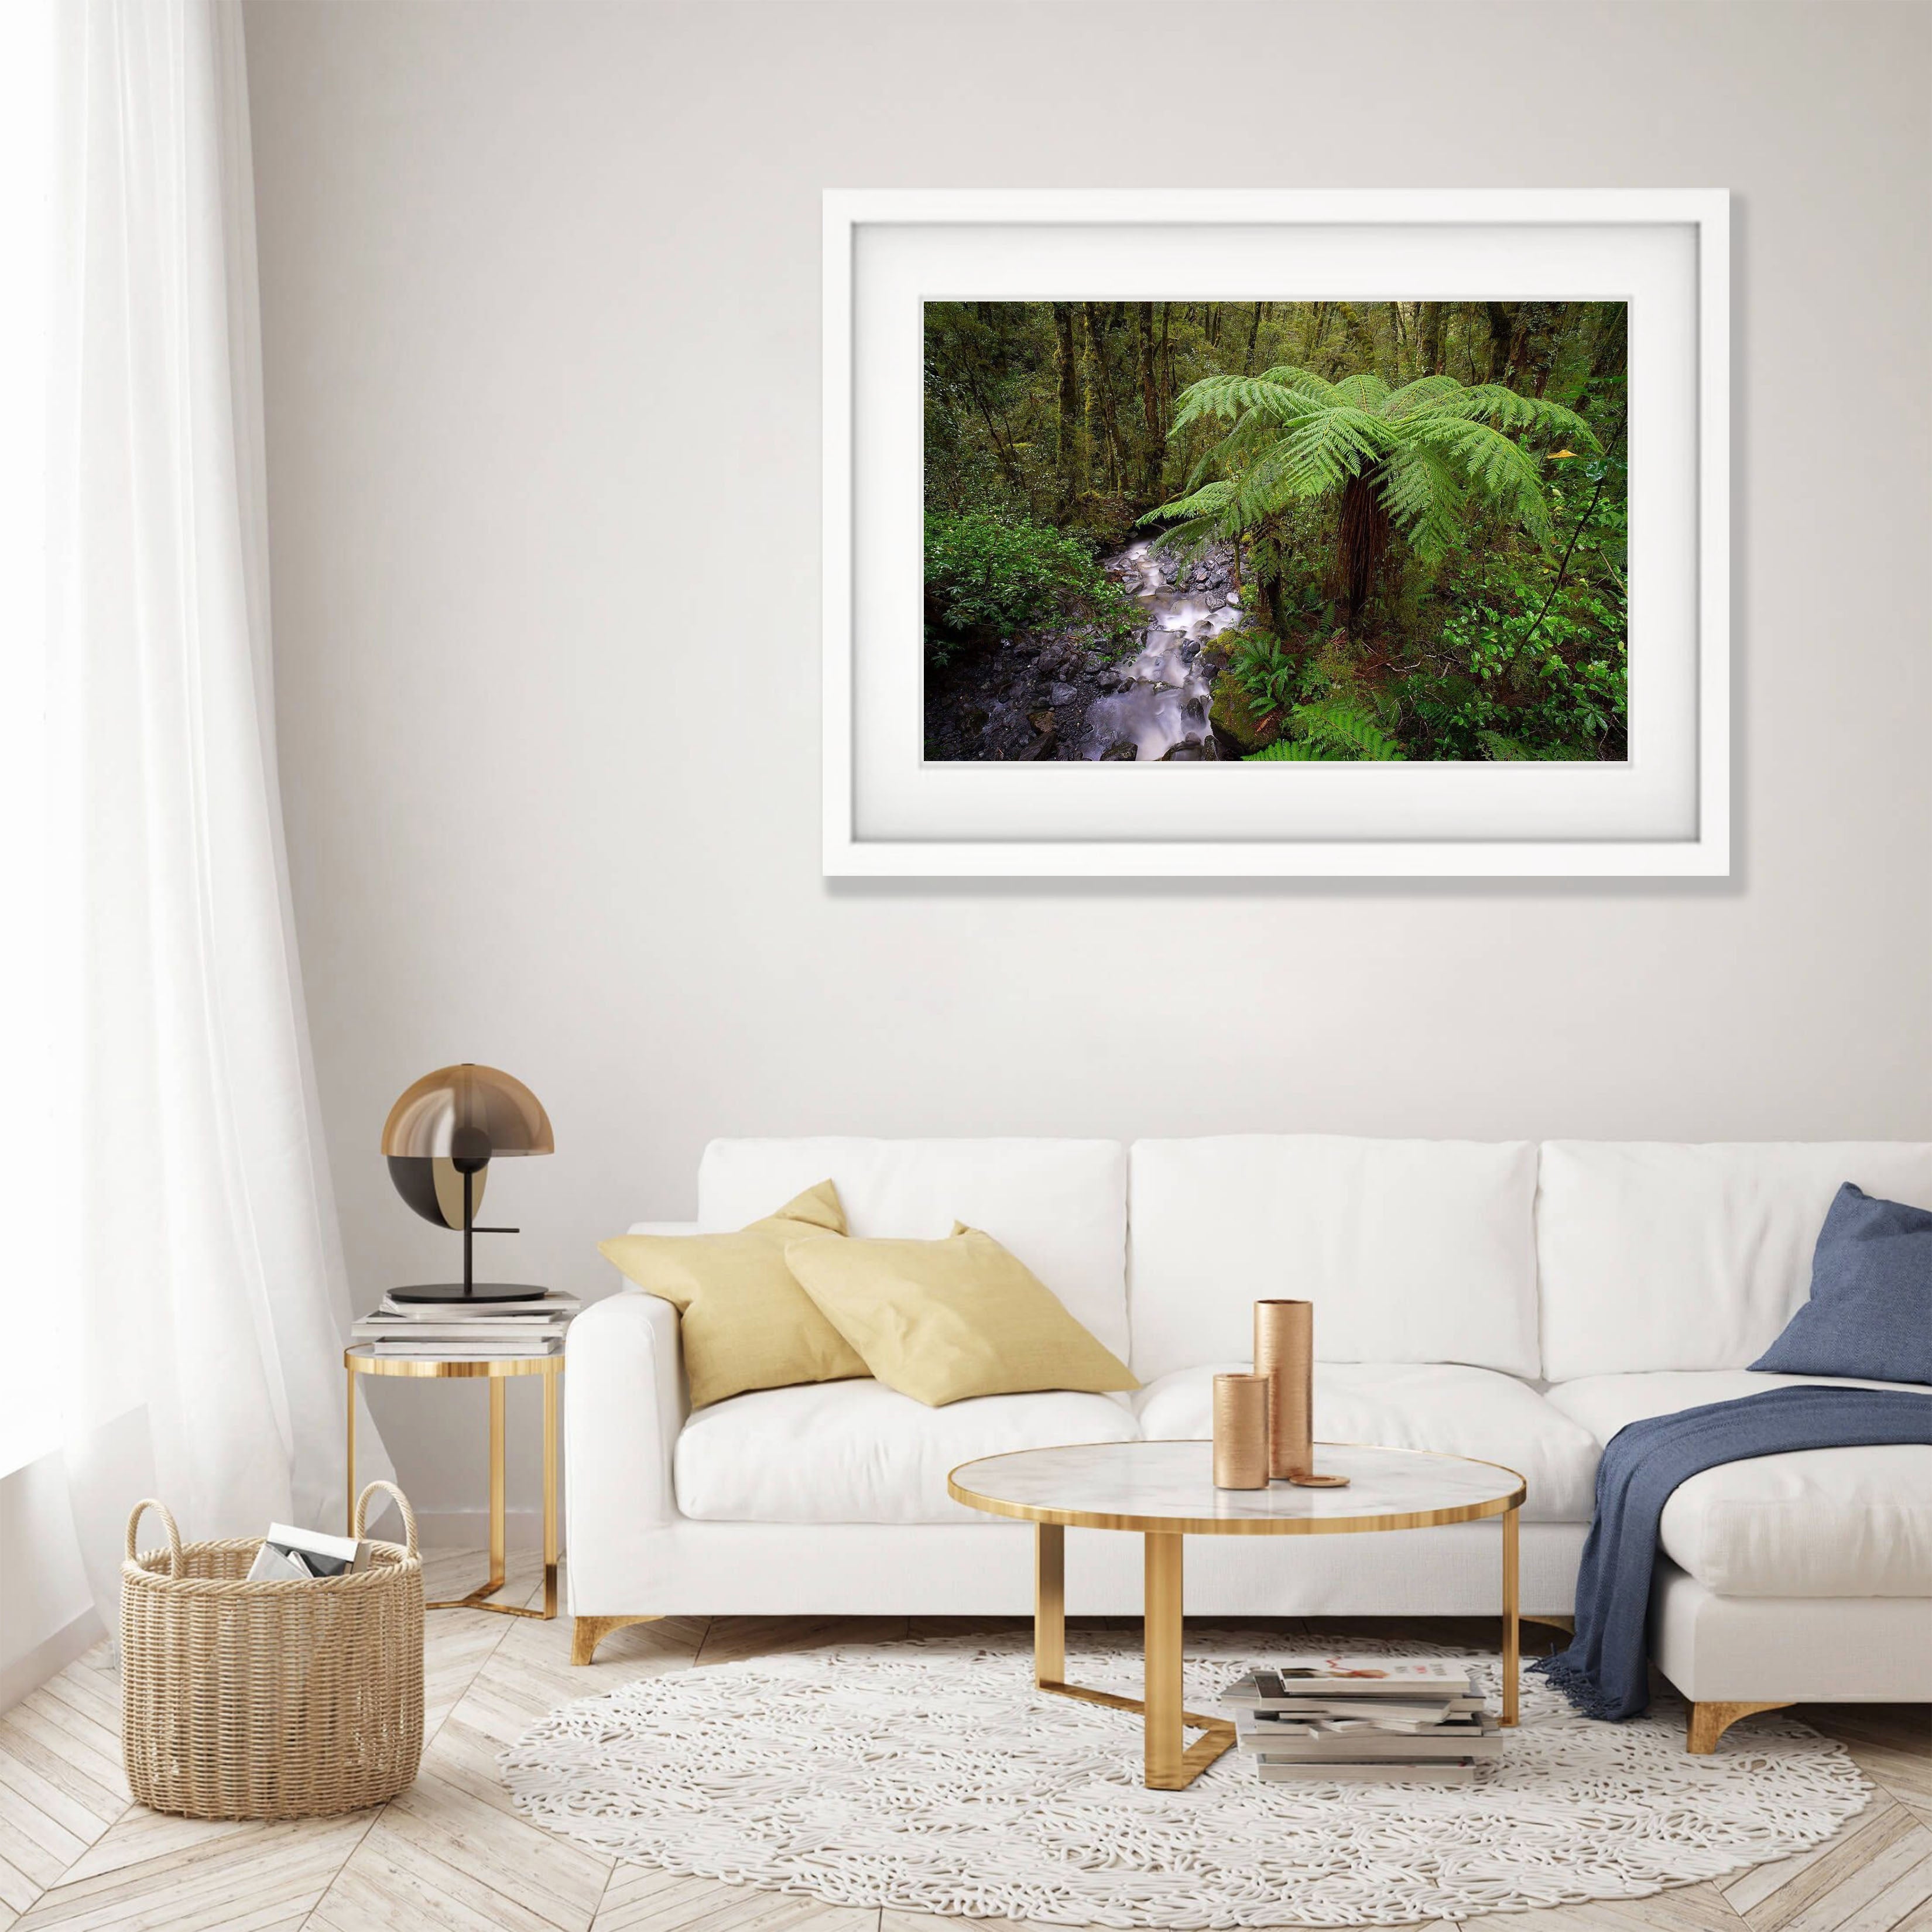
left=1083, top=303, right=1127, bottom=496
left=1053, top=303, right=1082, bottom=511
left=1419, top=300, right=1445, bottom=375
left=1486, top=302, right=1517, bottom=383
left=1136, top=302, right=1164, bottom=501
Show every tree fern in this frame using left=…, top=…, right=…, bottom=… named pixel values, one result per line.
left=1142, top=366, right=1598, bottom=633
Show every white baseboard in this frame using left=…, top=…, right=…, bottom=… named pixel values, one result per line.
left=2, top=1606, right=108, bottom=1714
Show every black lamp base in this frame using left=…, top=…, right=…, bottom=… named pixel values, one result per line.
left=388, top=1282, right=553, bottom=1306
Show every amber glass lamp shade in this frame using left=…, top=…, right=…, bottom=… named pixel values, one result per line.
left=382, top=1064, right=553, bottom=1303
left=382, top=1063, right=553, bottom=1167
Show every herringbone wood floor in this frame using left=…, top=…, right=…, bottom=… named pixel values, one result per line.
left=1, top=1553, right=1926, bottom=1931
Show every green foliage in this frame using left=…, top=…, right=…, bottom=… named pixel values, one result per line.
left=1241, top=695, right=1407, bottom=763
left=1245, top=738, right=1339, bottom=761
left=1147, top=366, right=1594, bottom=568
left=1291, top=697, right=1408, bottom=762
left=922, top=300, right=1628, bottom=763
left=1229, top=633, right=1303, bottom=718
left=922, top=511, right=1136, bottom=664
left=1443, top=592, right=1626, bottom=752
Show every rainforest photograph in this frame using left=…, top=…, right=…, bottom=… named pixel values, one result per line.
left=923, top=299, right=1628, bottom=764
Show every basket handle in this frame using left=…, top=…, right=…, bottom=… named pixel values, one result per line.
left=352, top=1479, right=417, bottom=1556
left=125, top=1499, right=183, bottom=1577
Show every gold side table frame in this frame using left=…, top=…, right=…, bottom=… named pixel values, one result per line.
left=345, top=1345, right=561, bottom=1619
left=951, top=1440, right=1525, bottom=1791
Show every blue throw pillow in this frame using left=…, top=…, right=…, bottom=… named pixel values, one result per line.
left=1751, top=1182, right=1932, bottom=1384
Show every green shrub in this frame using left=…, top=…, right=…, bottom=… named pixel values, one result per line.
left=1433, top=586, right=1626, bottom=759
left=923, top=512, right=1136, bottom=663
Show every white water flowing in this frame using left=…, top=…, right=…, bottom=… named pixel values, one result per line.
left=1083, top=540, right=1247, bottom=761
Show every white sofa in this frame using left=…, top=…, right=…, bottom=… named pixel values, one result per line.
left=566, top=1137, right=1932, bottom=1746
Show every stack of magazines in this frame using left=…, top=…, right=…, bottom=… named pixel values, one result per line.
left=247, top=1522, right=372, bottom=1582
left=1221, top=1661, right=1501, bottom=1783
left=351, top=1289, right=580, bottom=1359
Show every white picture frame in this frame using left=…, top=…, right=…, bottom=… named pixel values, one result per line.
left=823, top=189, right=1728, bottom=878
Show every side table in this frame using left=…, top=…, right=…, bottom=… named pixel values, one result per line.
left=344, top=1346, right=561, bottom=1619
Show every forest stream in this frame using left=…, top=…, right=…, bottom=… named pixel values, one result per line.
left=924, top=298, right=1630, bottom=765
left=1084, top=539, right=1248, bottom=759
left=924, top=537, right=1249, bottom=762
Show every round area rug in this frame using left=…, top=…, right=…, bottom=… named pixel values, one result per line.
left=500, top=1632, right=1870, bottom=1928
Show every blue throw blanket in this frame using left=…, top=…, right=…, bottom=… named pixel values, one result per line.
left=1535, top=1385, right=1932, bottom=1721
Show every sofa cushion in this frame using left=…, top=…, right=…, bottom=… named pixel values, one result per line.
left=1127, top=1138, right=1540, bottom=1382
left=674, top=1379, right=1139, bottom=1525
left=698, top=1138, right=1129, bottom=1361
left=598, top=1181, right=865, bottom=1408
left=1546, top=1371, right=1932, bottom=1597
left=1751, top=1184, right=1932, bottom=1384
left=786, top=1226, right=1137, bottom=1406
left=1132, top=1362, right=1598, bottom=1522
left=1536, top=1142, right=1932, bottom=1381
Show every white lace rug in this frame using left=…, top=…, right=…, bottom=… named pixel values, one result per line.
left=501, top=1632, right=1871, bottom=1927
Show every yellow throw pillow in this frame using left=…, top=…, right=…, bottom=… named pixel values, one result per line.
left=598, top=1181, right=868, bottom=1408
left=783, top=1222, right=1138, bottom=1407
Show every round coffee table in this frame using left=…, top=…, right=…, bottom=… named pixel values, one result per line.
left=948, top=1439, right=1526, bottom=1790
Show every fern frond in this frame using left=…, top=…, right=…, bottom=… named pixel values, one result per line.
left=1245, top=738, right=1341, bottom=761
left=1331, top=372, right=1392, bottom=411
left=1168, top=373, right=1316, bottom=436
left=1292, top=697, right=1407, bottom=762
left=1480, top=729, right=1592, bottom=761
left=1235, top=406, right=1392, bottom=514
left=1254, top=366, right=1337, bottom=399
left=1402, top=416, right=1553, bottom=543
left=1430, top=385, right=1599, bottom=451
left=1140, top=513, right=1232, bottom=560
left=1142, top=479, right=1237, bottom=525
left=1376, top=446, right=1467, bottom=559
left=1382, top=374, right=1467, bottom=419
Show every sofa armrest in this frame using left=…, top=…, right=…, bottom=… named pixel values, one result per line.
left=566, top=1288, right=686, bottom=1558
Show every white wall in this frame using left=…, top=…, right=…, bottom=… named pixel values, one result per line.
left=241, top=0, right=1932, bottom=1526
left=0, top=1457, right=100, bottom=1710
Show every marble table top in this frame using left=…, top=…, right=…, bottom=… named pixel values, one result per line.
left=948, top=1440, right=1524, bottom=1534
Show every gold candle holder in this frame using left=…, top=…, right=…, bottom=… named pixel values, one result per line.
left=1211, top=1373, right=1269, bottom=1489
left=1253, top=1299, right=1349, bottom=1488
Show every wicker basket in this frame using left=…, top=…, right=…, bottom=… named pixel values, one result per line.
left=121, top=1481, right=424, bottom=1819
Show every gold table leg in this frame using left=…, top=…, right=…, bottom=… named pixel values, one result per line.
left=541, top=1366, right=559, bottom=1618
left=1035, top=1522, right=1064, bottom=1686
left=344, top=1364, right=356, bottom=1534
left=425, top=1371, right=561, bottom=1619
left=1030, top=1522, right=1234, bottom=1790
left=1502, top=1503, right=1520, bottom=1726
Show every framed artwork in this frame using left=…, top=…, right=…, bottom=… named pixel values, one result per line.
left=822, top=190, right=1728, bottom=877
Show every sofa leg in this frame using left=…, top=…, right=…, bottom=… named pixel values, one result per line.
left=573, top=1614, right=662, bottom=1666
left=1687, top=1700, right=1791, bottom=1753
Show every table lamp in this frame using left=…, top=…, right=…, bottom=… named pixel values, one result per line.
left=382, top=1063, right=554, bottom=1303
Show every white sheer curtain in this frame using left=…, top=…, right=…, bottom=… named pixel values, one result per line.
left=28, top=0, right=387, bottom=1615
